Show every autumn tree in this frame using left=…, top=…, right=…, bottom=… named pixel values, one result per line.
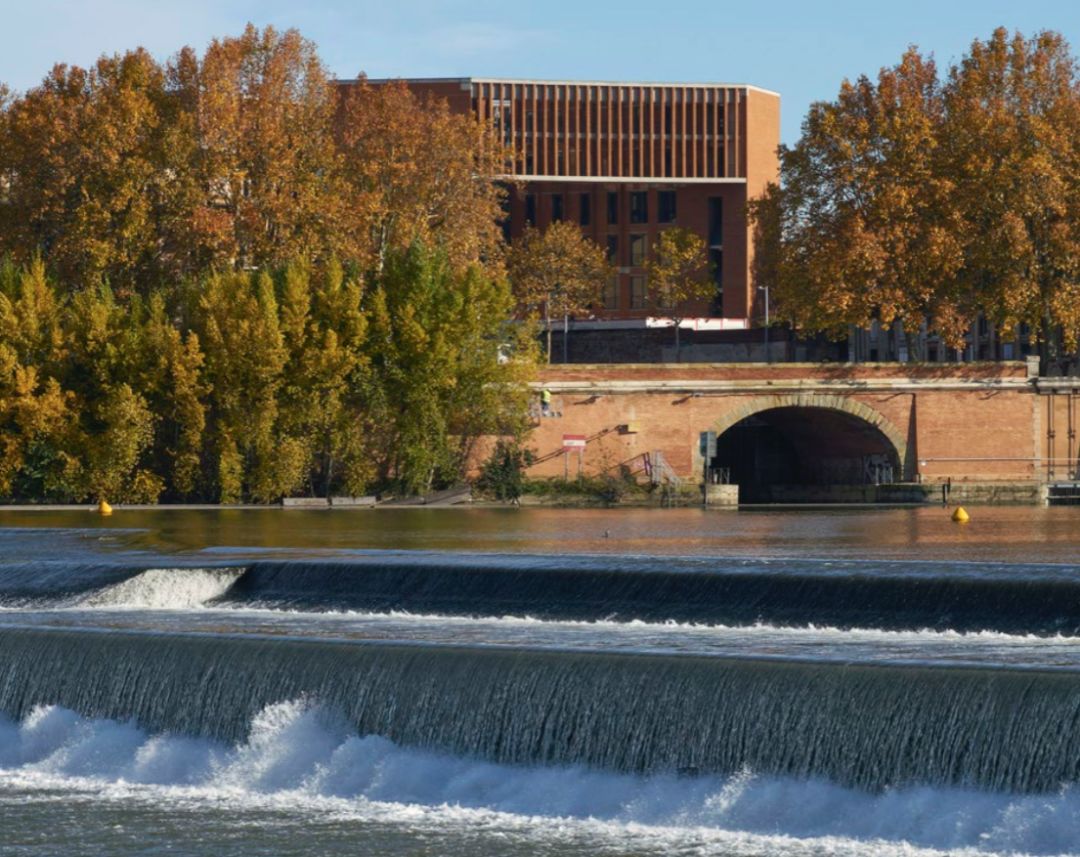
left=644, top=227, right=714, bottom=360
left=192, top=25, right=346, bottom=271
left=939, top=29, right=1080, bottom=360
left=752, top=29, right=1080, bottom=362
left=0, top=50, right=189, bottom=292
left=750, top=47, right=961, bottom=351
left=338, top=79, right=508, bottom=274
left=506, top=222, right=610, bottom=362
left=0, top=26, right=349, bottom=286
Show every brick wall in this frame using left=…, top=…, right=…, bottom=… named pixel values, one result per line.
left=525, top=362, right=1043, bottom=486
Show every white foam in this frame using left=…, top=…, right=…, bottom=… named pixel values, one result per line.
left=0, top=701, right=1077, bottom=856
left=80, top=568, right=243, bottom=609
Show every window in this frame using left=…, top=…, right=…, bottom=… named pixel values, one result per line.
left=607, top=191, right=619, bottom=225
left=658, top=191, right=676, bottom=223
left=606, top=235, right=620, bottom=265
left=525, top=194, right=536, bottom=226
left=629, top=234, right=647, bottom=267
left=630, top=276, right=647, bottom=309
left=630, top=191, right=648, bottom=223
left=708, top=197, right=723, bottom=246
left=551, top=194, right=564, bottom=222
left=709, top=249, right=723, bottom=314
left=602, top=275, right=620, bottom=310
left=710, top=249, right=723, bottom=290
left=579, top=193, right=591, bottom=226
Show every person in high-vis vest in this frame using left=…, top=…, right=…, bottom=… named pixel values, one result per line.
left=540, top=388, right=552, bottom=417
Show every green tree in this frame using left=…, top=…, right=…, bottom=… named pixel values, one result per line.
left=126, top=294, right=207, bottom=498
left=277, top=259, right=371, bottom=498
left=194, top=270, right=300, bottom=502
left=365, top=244, right=536, bottom=495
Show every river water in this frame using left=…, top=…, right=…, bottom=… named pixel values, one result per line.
left=1, top=506, right=1080, bottom=856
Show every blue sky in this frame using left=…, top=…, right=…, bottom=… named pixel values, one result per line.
left=5, top=0, right=1080, bottom=144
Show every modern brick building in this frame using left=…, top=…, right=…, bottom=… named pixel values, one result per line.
left=354, top=77, right=780, bottom=328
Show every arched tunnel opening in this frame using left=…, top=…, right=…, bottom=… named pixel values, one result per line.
left=709, top=407, right=902, bottom=503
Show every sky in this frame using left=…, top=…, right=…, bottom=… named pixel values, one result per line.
left=5, top=0, right=1080, bottom=145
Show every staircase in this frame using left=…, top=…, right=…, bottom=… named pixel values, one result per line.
left=643, top=451, right=682, bottom=488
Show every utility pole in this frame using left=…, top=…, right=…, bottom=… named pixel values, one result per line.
left=759, top=284, right=770, bottom=364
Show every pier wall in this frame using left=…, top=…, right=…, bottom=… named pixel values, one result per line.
left=524, top=361, right=1075, bottom=497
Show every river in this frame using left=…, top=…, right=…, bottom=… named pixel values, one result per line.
left=1, top=506, right=1079, bottom=856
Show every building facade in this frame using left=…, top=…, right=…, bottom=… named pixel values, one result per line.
left=356, top=77, right=780, bottom=326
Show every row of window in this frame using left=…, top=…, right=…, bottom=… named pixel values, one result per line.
left=524, top=190, right=678, bottom=227
left=600, top=257, right=724, bottom=311
left=602, top=275, right=650, bottom=310
left=606, top=234, right=648, bottom=267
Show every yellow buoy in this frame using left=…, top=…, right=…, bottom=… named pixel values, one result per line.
left=951, top=506, right=969, bottom=523
left=98, top=499, right=113, bottom=516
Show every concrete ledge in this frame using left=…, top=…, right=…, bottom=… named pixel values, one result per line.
left=281, top=497, right=330, bottom=508
left=760, top=482, right=1047, bottom=506
left=330, top=496, right=377, bottom=508
left=705, top=484, right=739, bottom=507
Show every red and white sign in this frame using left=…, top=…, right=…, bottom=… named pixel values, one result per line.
left=562, top=434, right=587, bottom=449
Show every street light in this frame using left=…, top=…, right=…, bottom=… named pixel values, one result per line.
left=759, top=284, right=770, bottom=364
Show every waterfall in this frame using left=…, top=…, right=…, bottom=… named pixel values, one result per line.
left=7, top=553, right=1080, bottom=632
left=3, top=625, right=1080, bottom=793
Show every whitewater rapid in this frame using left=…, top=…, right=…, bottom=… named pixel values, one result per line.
left=3, top=700, right=1080, bottom=857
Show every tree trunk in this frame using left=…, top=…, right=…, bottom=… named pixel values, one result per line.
left=545, top=304, right=552, bottom=364
left=674, top=320, right=681, bottom=363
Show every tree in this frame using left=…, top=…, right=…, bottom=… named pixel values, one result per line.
left=192, top=25, right=346, bottom=271
left=750, top=47, right=961, bottom=350
left=193, top=270, right=300, bottom=503
left=644, top=227, right=714, bottom=361
left=940, top=29, right=1080, bottom=361
left=0, top=259, right=75, bottom=500
left=0, top=50, right=186, bottom=292
left=338, top=79, right=508, bottom=275
left=751, top=29, right=1080, bottom=361
left=507, top=222, right=610, bottom=362
left=276, top=258, right=371, bottom=498
left=0, top=26, right=348, bottom=288
left=364, top=243, right=536, bottom=495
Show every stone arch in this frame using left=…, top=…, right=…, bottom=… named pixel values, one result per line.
left=708, top=393, right=910, bottom=483
left=712, top=393, right=908, bottom=468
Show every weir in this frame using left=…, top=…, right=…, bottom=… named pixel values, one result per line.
left=7, top=556, right=1080, bottom=634
left=3, top=625, right=1080, bottom=794
left=215, top=559, right=1080, bottom=634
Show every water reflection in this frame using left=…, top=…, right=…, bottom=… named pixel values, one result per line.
left=0, top=506, right=1077, bottom=562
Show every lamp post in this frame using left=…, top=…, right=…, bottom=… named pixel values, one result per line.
left=759, top=284, right=770, bottom=364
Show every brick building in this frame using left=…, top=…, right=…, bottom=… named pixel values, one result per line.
left=350, top=77, right=780, bottom=328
